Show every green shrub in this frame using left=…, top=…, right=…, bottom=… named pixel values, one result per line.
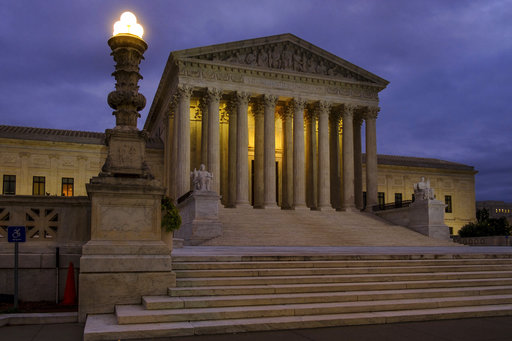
left=161, top=197, right=181, bottom=233
left=458, top=208, right=511, bottom=237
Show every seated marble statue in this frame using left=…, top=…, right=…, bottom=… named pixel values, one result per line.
left=191, top=164, right=213, bottom=191
left=413, top=176, right=435, bottom=201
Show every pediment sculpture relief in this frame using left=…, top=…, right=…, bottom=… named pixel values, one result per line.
left=192, top=42, right=369, bottom=82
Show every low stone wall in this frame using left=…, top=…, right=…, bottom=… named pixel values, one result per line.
left=0, top=195, right=90, bottom=302
left=375, top=207, right=410, bottom=227
left=452, top=235, right=512, bottom=246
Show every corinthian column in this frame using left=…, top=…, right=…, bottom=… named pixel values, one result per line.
left=317, top=101, right=333, bottom=211
left=235, top=92, right=251, bottom=207
left=292, top=98, right=307, bottom=209
left=329, top=109, right=342, bottom=210
left=305, top=109, right=317, bottom=209
left=175, top=85, right=193, bottom=198
left=280, top=105, right=293, bottom=209
left=342, top=104, right=356, bottom=211
left=227, top=98, right=237, bottom=207
left=353, top=114, right=363, bottom=210
left=263, top=94, right=278, bottom=208
left=199, top=97, right=208, bottom=165
left=207, top=88, right=222, bottom=194
left=253, top=101, right=264, bottom=208
left=365, top=107, right=379, bottom=211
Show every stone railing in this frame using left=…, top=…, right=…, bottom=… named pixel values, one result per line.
left=0, top=195, right=90, bottom=243
left=0, top=195, right=91, bottom=301
left=453, top=235, right=512, bottom=246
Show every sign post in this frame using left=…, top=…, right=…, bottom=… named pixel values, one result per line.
left=8, top=226, right=26, bottom=310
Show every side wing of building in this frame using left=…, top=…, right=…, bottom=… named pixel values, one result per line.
left=0, top=125, right=476, bottom=234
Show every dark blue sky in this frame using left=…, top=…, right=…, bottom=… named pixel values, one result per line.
left=1, top=1, right=511, bottom=202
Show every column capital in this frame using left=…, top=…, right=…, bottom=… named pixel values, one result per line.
left=176, top=84, right=193, bottom=99
left=304, top=107, right=317, bottom=123
left=206, top=87, right=223, bottom=103
left=198, top=96, right=207, bottom=112
left=353, top=113, right=364, bottom=127
left=235, top=91, right=251, bottom=106
left=364, top=106, right=380, bottom=120
left=316, top=101, right=331, bottom=117
left=278, top=105, right=293, bottom=120
left=263, top=94, right=278, bottom=109
left=330, top=107, right=342, bottom=124
left=251, top=100, right=264, bottom=117
left=343, top=103, right=357, bottom=118
left=291, top=98, right=306, bottom=112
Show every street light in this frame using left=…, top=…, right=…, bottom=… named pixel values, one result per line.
left=107, top=11, right=147, bottom=130
left=101, top=11, right=150, bottom=177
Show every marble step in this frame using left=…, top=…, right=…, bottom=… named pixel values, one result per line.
left=83, top=304, right=512, bottom=341
left=172, top=258, right=512, bottom=270
left=171, top=253, right=512, bottom=263
left=143, top=285, right=512, bottom=310
left=115, top=294, right=512, bottom=324
left=174, top=264, right=512, bottom=278
left=176, top=270, right=512, bottom=287
left=169, top=277, right=512, bottom=296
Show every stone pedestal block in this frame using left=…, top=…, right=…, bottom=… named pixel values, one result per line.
left=175, top=191, right=222, bottom=245
left=408, top=199, right=450, bottom=241
left=79, top=177, right=175, bottom=322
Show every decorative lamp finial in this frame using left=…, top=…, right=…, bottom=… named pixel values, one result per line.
left=113, top=11, right=144, bottom=39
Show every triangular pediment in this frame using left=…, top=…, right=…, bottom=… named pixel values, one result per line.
left=172, top=34, right=388, bottom=86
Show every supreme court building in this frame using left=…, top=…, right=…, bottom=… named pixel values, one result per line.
left=0, top=34, right=477, bottom=233
left=146, top=34, right=386, bottom=212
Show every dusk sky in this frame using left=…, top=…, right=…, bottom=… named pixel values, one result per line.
left=1, top=1, right=511, bottom=202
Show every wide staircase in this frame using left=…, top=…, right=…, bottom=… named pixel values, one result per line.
left=84, top=253, right=512, bottom=340
left=203, top=206, right=454, bottom=246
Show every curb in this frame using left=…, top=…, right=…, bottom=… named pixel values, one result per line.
left=0, top=312, right=78, bottom=327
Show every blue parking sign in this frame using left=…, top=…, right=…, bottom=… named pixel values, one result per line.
left=8, top=226, right=26, bottom=243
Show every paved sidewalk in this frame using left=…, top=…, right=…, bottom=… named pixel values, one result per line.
left=3, top=316, right=512, bottom=341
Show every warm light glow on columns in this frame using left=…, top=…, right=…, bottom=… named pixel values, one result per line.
left=235, top=92, right=251, bottom=207
left=227, top=99, right=237, bottom=207
left=353, top=115, right=364, bottom=210
left=253, top=102, right=264, bottom=207
left=317, top=101, right=333, bottom=211
left=305, top=109, right=317, bottom=209
left=292, top=98, right=307, bottom=209
left=175, top=85, right=193, bottom=198
left=199, top=98, right=208, bottom=166
left=329, top=110, right=342, bottom=210
left=342, top=104, right=356, bottom=211
left=365, top=107, right=379, bottom=211
left=207, top=88, right=222, bottom=194
left=263, top=94, right=279, bottom=208
left=280, top=106, right=294, bottom=209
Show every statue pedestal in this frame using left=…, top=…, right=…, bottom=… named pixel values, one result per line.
left=79, top=177, right=175, bottom=322
left=408, top=199, right=450, bottom=240
left=175, top=191, right=222, bottom=245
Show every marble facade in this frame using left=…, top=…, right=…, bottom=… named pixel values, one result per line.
left=145, top=34, right=387, bottom=212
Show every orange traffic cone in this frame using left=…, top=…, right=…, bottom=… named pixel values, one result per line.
left=61, top=262, right=76, bottom=305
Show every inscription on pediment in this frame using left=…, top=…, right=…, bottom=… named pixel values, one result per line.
left=191, top=42, right=370, bottom=83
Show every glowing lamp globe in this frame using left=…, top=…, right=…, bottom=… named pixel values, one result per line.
left=113, top=11, right=144, bottom=39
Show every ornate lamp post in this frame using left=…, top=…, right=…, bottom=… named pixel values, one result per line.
left=79, top=12, right=174, bottom=322
left=101, top=12, right=151, bottom=177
